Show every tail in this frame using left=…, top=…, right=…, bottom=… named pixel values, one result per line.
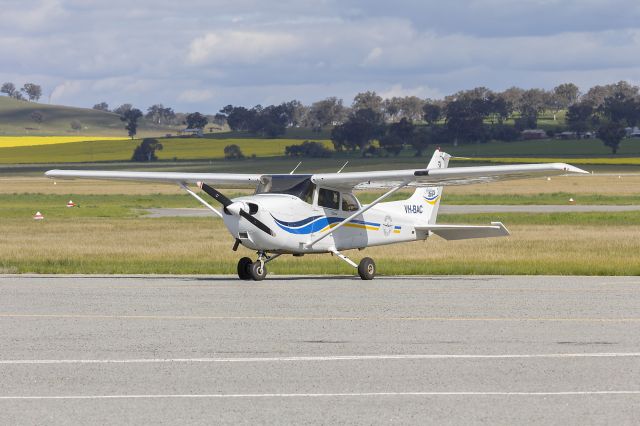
left=406, top=149, right=450, bottom=224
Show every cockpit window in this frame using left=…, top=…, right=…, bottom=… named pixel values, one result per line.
left=255, top=175, right=315, bottom=204
left=318, top=188, right=340, bottom=210
left=341, top=193, right=360, bottom=211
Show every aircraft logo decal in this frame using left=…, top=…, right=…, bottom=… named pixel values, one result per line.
left=423, top=189, right=440, bottom=205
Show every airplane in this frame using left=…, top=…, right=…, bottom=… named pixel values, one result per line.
left=45, top=149, right=587, bottom=281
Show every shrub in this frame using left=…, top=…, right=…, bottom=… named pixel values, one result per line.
left=224, top=144, right=245, bottom=160
left=284, top=141, right=332, bottom=158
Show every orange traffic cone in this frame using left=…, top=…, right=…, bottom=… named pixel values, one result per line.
left=66, top=200, right=76, bottom=208
left=33, top=211, right=44, bottom=220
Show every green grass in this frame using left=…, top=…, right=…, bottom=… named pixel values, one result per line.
left=439, top=211, right=640, bottom=226
left=0, top=96, right=178, bottom=137
left=440, top=138, right=640, bottom=158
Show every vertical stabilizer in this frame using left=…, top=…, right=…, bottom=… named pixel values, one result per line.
left=407, top=149, right=451, bottom=224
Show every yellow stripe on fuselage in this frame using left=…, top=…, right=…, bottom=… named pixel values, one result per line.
left=320, top=223, right=379, bottom=233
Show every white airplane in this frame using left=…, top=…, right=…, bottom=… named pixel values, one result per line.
left=45, top=150, right=587, bottom=280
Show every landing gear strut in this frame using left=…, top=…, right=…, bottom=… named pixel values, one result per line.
left=237, top=252, right=280, bottom=281
left=330, top=248, right=377, bottom=280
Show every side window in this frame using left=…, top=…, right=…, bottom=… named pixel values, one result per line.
left=341, top=193, right=359, bottom=211
left=318, top=188, right=340, bottom=210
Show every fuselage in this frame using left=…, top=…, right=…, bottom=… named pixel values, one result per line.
left=222, top=192, right=424, bottom=254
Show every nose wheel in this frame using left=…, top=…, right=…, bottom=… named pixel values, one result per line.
left=237, top=252, right=279, bottom=281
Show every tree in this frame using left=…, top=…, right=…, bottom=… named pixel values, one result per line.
left=380, top=118, right=414, bottom=156
left=93, top=102, right=109, bottom=111
left=70, top=120, right=82, bottom=133
left=285, top=141, right=332, bottom=158
left=444, top=97, right=487, bottom=144
left=398, top=96, right=425, bottom=121
left=422, top=102, right=442, bottom=125
left=30, top=111, right=43, bottom=126
left=518, top=89, right=548, bottom=127
left=185, top=112, right=208, bottom=129
left=305, top=97, right=346, bottom=131
left=20, top=83, right=42, bottom=101
left=131, top=138, right=163, bottom=161
left=330, top=108, right=384, bottom=155
left=566, top=101, right=595, bottom=135
left=597, top=120, right=627, bottom=154
left=113, top=103, right=133, bottom=115
left=219, top=105, right=255, bottom=132
left=120, top=108, right=143, bottom=138
left=383, top=97, right=402, bottom=121
left=223, top=144, right=244, bottom=160
left=1, top=82, right=16, bottom=98
left=549, top=83, right=580, bottom=119
left=352, top=91, right=383, bottom=114
left=146, top=104, right=175, bottom=125
left=498, top=87, right=524, bottom=118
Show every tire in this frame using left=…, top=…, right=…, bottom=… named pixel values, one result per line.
left=249, top=261, right=267, bottom=281
left=237, top=257, right=253, bottom=280
left=358, top=257, right=376, bottom=280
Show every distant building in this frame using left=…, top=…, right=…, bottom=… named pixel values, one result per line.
left=626, top=127, right=640, bottom=138
left=179, top=128, right=203, bottom=137
left=521, top=129, right=547, bottom=140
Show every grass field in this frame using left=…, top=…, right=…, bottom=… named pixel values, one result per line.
left=0, top=136, right=128, bottom=148
left=2, top=215, right=638, bottom=275
left=0, top=137, right=333, bottom=163
left=2, top=122, right=640, bottom=164
left=0, top=96, right=177, bottom=137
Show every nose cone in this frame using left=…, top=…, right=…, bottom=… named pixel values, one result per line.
left=226, top=201, right=246, bottom=216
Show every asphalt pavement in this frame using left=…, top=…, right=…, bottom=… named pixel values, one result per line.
left=1, top=275, right=639, bottom=425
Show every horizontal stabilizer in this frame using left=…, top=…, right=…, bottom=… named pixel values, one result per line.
left=416, top=222, right=510, bottom=240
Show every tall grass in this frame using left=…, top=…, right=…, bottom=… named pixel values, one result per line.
left=2, top=217, right=639, bottom=275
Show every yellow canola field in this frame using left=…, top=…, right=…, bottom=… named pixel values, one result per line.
left=0, top=136, right=127, bottom=148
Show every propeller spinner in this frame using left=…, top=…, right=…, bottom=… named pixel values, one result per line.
left=197, top=182, right=275, bottom=237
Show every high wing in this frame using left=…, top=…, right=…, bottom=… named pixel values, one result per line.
left=45, top=160, right=587, bottom=190
left=44, top=170, right=262, bottom=188
left=312, top=162, right=588, bottom=190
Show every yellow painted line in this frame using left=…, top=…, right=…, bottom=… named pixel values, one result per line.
left=0, top=313, right=639, bottom=322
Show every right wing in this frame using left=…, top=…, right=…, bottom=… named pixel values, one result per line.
left=44, top=170, right=263, bottom=188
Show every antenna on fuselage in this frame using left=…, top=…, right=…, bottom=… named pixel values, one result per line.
left=337, top=161, right=349, bottom=173
left=289, top=161, right=302, bottom=174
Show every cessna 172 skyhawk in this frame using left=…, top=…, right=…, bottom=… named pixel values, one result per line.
left=45, top=150, right=587, bottom=280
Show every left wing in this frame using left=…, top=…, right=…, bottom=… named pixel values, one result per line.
left=44, top=170, right=262, bottom=188
left=312, top=162, right=588, bottom=190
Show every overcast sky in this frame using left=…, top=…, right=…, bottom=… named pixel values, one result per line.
left=2, top=0, right=640, bottom=113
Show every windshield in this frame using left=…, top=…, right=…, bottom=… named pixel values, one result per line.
left=255, top=175, right=315, bottom=203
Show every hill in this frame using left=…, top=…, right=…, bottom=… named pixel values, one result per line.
left=0, top=96, right=178, bottom=137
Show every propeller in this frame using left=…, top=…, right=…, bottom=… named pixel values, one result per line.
left=197, top=182, right=275, bottom=237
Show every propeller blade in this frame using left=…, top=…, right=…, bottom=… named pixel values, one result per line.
left=239, top=210, right=275, bottom=237
left=197, top=182, right=275, bottom=237
left=198, top=182, right=232, bottom=207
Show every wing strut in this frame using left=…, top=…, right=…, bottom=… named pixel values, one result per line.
left=305, top=183, right=408, bottom=248
left=179, top=183, right=223, bottom=218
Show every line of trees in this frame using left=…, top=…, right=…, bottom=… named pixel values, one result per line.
left=1, top=82, right=42, bottom=101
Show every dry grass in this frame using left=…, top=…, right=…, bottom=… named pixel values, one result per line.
left=2, top=217, right=639, bottom=275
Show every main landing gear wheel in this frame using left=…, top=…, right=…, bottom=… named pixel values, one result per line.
left=358, top=257, right=376, bottom=280
left=249, top=261, right=267, bottom=281
left=237, top=257, right=253, bottom=280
